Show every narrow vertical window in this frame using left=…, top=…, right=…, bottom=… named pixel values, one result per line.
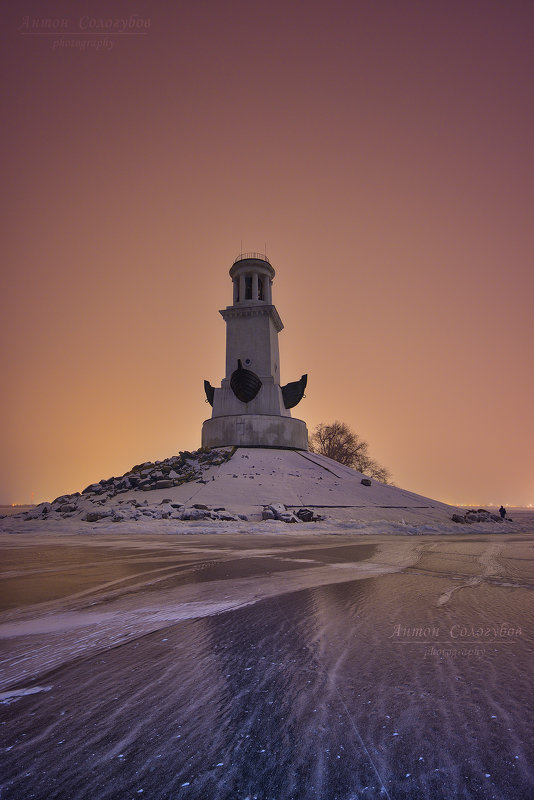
left=258, top=278, right=264, bottom=300
left=245, top=275, right=252, bottom=300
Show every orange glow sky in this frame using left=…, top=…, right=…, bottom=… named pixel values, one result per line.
left=1, top=1, right=533, bottom=507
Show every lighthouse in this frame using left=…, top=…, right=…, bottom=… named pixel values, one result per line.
left=202, top=253, right=308, bottom=449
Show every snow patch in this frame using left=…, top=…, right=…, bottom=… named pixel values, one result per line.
left=0, top=685, right=52, bottom=704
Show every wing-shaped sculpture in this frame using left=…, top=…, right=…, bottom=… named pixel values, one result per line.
left=204, top=380, right=215, bottom=406
left=281, top=374, right=307, bottom=409
left=230, top=359, right=262, bottom=403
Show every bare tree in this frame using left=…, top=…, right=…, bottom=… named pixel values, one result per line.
left=309, top=421, right=392, bottom=483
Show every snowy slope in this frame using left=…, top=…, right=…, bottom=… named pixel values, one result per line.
left=114, top=447, right=459, bottom=522
left=1, top=447, right=469, bottom=528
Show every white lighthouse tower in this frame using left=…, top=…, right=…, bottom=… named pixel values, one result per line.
left=202, top=253, right=308, bottom=450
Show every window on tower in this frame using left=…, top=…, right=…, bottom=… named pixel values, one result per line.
left=258, top=278, right=264, bottom=300
left=245, top=275, right=252, bottom=300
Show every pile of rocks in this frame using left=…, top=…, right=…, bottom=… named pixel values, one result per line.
left=20, top=448, right=235, bottom=522
left=83, top=499, right=247, bottom=524
left=80, top=448, right=234, bottom=498
left=262, top=503, right=323, bottom=523
left=451, top=509, right=505, bottom=524
left=23, top=497, right=247, bottom=524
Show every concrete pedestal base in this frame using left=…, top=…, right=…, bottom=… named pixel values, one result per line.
left=202, top=414, right=308, bottom=450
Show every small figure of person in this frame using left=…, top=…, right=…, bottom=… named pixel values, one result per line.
left=499, top=505, right=506, bottom=519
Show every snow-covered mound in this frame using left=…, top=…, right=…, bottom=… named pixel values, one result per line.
left=10, top=447, right=466, bottom=525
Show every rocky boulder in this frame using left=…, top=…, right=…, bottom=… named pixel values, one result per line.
left=263, top=503, right=322, bottom=523
left=452, top=509, right=504, bottom=524
left=84, top=510, right=112, bottom=522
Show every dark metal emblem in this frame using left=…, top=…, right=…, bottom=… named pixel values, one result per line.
left=204, top=380, right=215, bottom=406
left=281, top=374, right=307, bottom=409
left=230, top=359, right=262, bottom=403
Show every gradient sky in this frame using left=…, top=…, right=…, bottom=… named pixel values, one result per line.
left=1, top=0, right=533, bottom=506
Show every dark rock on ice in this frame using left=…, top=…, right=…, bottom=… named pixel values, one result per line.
left=180, top=508, right=211, bottom=520
left=58, top=503, right=77, bottom=513
left=82, top=483, right=104, bottom=495
left=53, top=495, right=71, bottom=505
left=84, top=510, right=112, bottom=522
left=265, top=502, right=302, bottom=523
left=452, top=509, right=505, bottom=524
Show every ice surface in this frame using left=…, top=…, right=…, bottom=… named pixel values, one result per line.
left=0, top=527, right=533, bottom=799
